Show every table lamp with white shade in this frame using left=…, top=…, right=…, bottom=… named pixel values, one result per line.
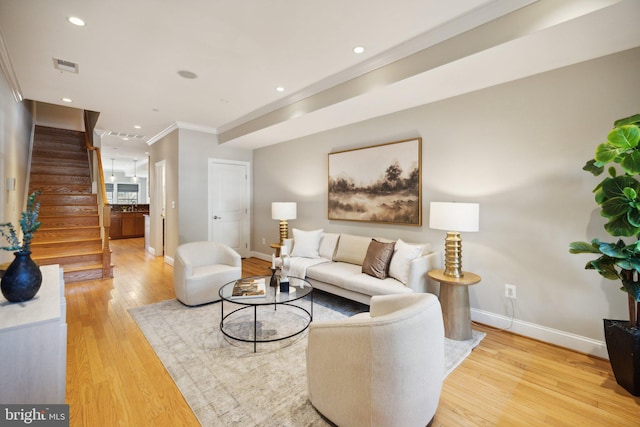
left=272, top=202, right=297, bottom=245
left=429, top=201, right=479, bottom=278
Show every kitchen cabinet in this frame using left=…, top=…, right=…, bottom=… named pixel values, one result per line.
left=110, top=211, right=147, bottom=239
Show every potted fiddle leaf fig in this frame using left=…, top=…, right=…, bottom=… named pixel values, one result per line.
left=569, top=113, right=640, bottom=396
left=0, top=191, right=42, bottom=302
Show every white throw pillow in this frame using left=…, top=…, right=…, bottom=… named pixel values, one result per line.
left=389, top=239, right=423, bottom=285
left=318, top=233, right=340, bottom=260
left=291, top=228, right=323, bottom=258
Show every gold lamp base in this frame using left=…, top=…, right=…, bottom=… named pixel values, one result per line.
left=443, top=231, right=464, bottom=278
left=279, top=220, right=289, bottom=245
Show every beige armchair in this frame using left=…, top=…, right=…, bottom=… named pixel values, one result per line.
left=306, top=293, right=444, bottom=427
left=173, top=241, right=242, bottom=306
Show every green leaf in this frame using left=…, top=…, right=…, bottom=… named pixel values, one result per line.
left=590, top=257, right=620, bottom=280
left=595, top=142, right=621, bottom=163
left=608, top=125, right=640, bottom=149
left=604, top=215, right=640, bottom=237
left=614, top=114, right=640, bottom=127
left=628, top=208, right=640, bottom=227
left=601, top=197, right=630, bottom=218
left=624, top=187, right=638, bottom=199
left=569, top=241, right=600, bottom=254
left=620, top=150, right=640, bottom=175
left=582, top=159, right=604, bottom=176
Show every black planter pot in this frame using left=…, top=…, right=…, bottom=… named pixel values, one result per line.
left=604, top=319, right=640, bottom=396
left=0, top=251, right=42, bottom=303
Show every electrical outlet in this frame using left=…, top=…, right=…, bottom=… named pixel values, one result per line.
left=262, top=237, right=266, bottom=245
left=505, top=284, right=516, bottom=299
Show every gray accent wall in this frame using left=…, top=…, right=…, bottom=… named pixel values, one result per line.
left=252, top=47, right=640, bottom=356
left=0, top=70, right=33, bottom=264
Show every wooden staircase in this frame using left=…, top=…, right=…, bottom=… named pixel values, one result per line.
left=29, top=125, right=113, bottom=283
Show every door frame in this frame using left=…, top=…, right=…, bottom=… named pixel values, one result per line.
left=207, top=158, right=251, bottom=258
left=152, top=160, right=166, bottom=257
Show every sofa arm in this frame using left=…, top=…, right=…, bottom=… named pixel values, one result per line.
left=406, top=251, right=442, bottom=294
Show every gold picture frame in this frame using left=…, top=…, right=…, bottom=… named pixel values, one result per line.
left=328, top=138, right=422, bottom=225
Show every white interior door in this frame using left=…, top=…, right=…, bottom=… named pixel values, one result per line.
left=208, top=159, right=250, bottom=257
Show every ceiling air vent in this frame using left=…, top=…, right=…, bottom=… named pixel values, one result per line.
left=53, top=58, right=79, bottom=73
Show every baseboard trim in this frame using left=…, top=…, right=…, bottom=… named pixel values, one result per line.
left=165, top=255, right=174, bottom=266
left=471, top=308, right=608, bottom=359
left=250, top=250, right=609, bottom=359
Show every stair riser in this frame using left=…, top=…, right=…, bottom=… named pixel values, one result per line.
left=33, top=228, right=101, bottom=241
left=31, top=184, right=92, bottom=194
left=33, top=140, right=85, bottom=152
left=39, top=194, right=97, bottom=206
left=40, top=205, right=98, bottom=216
left=34, top=252, right=103, bottom=266
left=30, top=165, right=89, bottom=176
left=32, top=240, right=102, bottom=251
left=38, top=216, right=99, bottom=228
left=64, top=268, right=106, bottom=283
left=32, top=149, right=87, bottom=161
left=32, top=157, right=88, bottom=167
left=30, top=174, right=91, bottom=186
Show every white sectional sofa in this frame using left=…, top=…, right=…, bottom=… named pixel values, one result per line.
left=279, top=229, right=441, bottom=305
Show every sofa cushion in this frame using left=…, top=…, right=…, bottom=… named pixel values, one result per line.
left=342, top=273, right=413, bottom=297
left=362, top=239, right=395, bottom=279
left=319, top=233, right=340, bottom=260
left=334, top=234, right=372, bottom=265
left=291, top=228, right=323, bottom=258
left=306, top=261, right=361, bottom=288
left=389, top=239, right=424, bottom=285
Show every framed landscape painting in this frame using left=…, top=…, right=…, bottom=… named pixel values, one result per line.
left=328, top=138, right=422, bottom=225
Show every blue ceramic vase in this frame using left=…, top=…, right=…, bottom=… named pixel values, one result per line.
left=1, top=251, right=42, bottom=302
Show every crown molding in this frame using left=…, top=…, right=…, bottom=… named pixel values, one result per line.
left=146, top=121, right=218, bottom=146
left=175, top=121, right=218, bottom=135
left=0, top=29, right=23, bottom=103
left=146, top=122, right=179, bottom=145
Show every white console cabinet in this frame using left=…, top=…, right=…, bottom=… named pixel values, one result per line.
left=0, top=265, right=66, bottom=403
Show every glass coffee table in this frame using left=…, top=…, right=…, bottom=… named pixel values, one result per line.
left=219, top=275, right=313, bottom=352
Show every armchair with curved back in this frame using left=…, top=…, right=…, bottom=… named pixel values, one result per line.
left=306, top=293, right=444, bottom=427
left=173, top=241, right=242, bottom=306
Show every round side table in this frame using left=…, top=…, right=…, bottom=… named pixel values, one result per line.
left=428, top=269, right=481, bottom=340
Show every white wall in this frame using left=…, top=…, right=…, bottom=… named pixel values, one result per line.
left=252, top=47, right=640, bottom=357
left=148, top=127, right=252, bottom=260
left=0, top=71, right=33, bottom=264
left=177, top=128, right=252, bottom=247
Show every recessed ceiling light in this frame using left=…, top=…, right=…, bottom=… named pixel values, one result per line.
left=61, top=97, right=72, bottom=103
left=177, top=70, right=198, bottom=79
left=276, top=86, right=285, bottom=93
left=353, top=46, right=365, bottom=54
left=134, top=125, right=141, bottom=129
left=68, top=16, right=85, bottom=26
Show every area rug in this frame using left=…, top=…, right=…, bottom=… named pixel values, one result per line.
left=129, top=292, right=485, bottom=426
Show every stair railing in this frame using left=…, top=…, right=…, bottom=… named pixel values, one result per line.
left=83, top=110, right=112, bottom=278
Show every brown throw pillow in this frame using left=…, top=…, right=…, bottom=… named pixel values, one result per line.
left=362, top=239, right=396, bottom=279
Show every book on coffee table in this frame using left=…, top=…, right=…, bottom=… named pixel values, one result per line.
left=231, top=278, right=266, bottom=299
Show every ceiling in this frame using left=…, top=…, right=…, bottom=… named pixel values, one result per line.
left=1, top=0, right=639, bottom=178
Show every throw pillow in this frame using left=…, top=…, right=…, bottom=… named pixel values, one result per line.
left=362, top=239, right=396, bottom=280
left=334, top=234, right=372, bottom=265
left=318, top=233, right=340, bottom=260
left=389, top=239, right=423, bottom=285
left=291, top=228, right=323, bottom=258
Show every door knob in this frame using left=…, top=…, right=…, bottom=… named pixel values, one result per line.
left=213, top=215, right=222, bottom=219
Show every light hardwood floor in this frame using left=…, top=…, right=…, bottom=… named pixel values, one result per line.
left=66, top=238, right=640, bottom=426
